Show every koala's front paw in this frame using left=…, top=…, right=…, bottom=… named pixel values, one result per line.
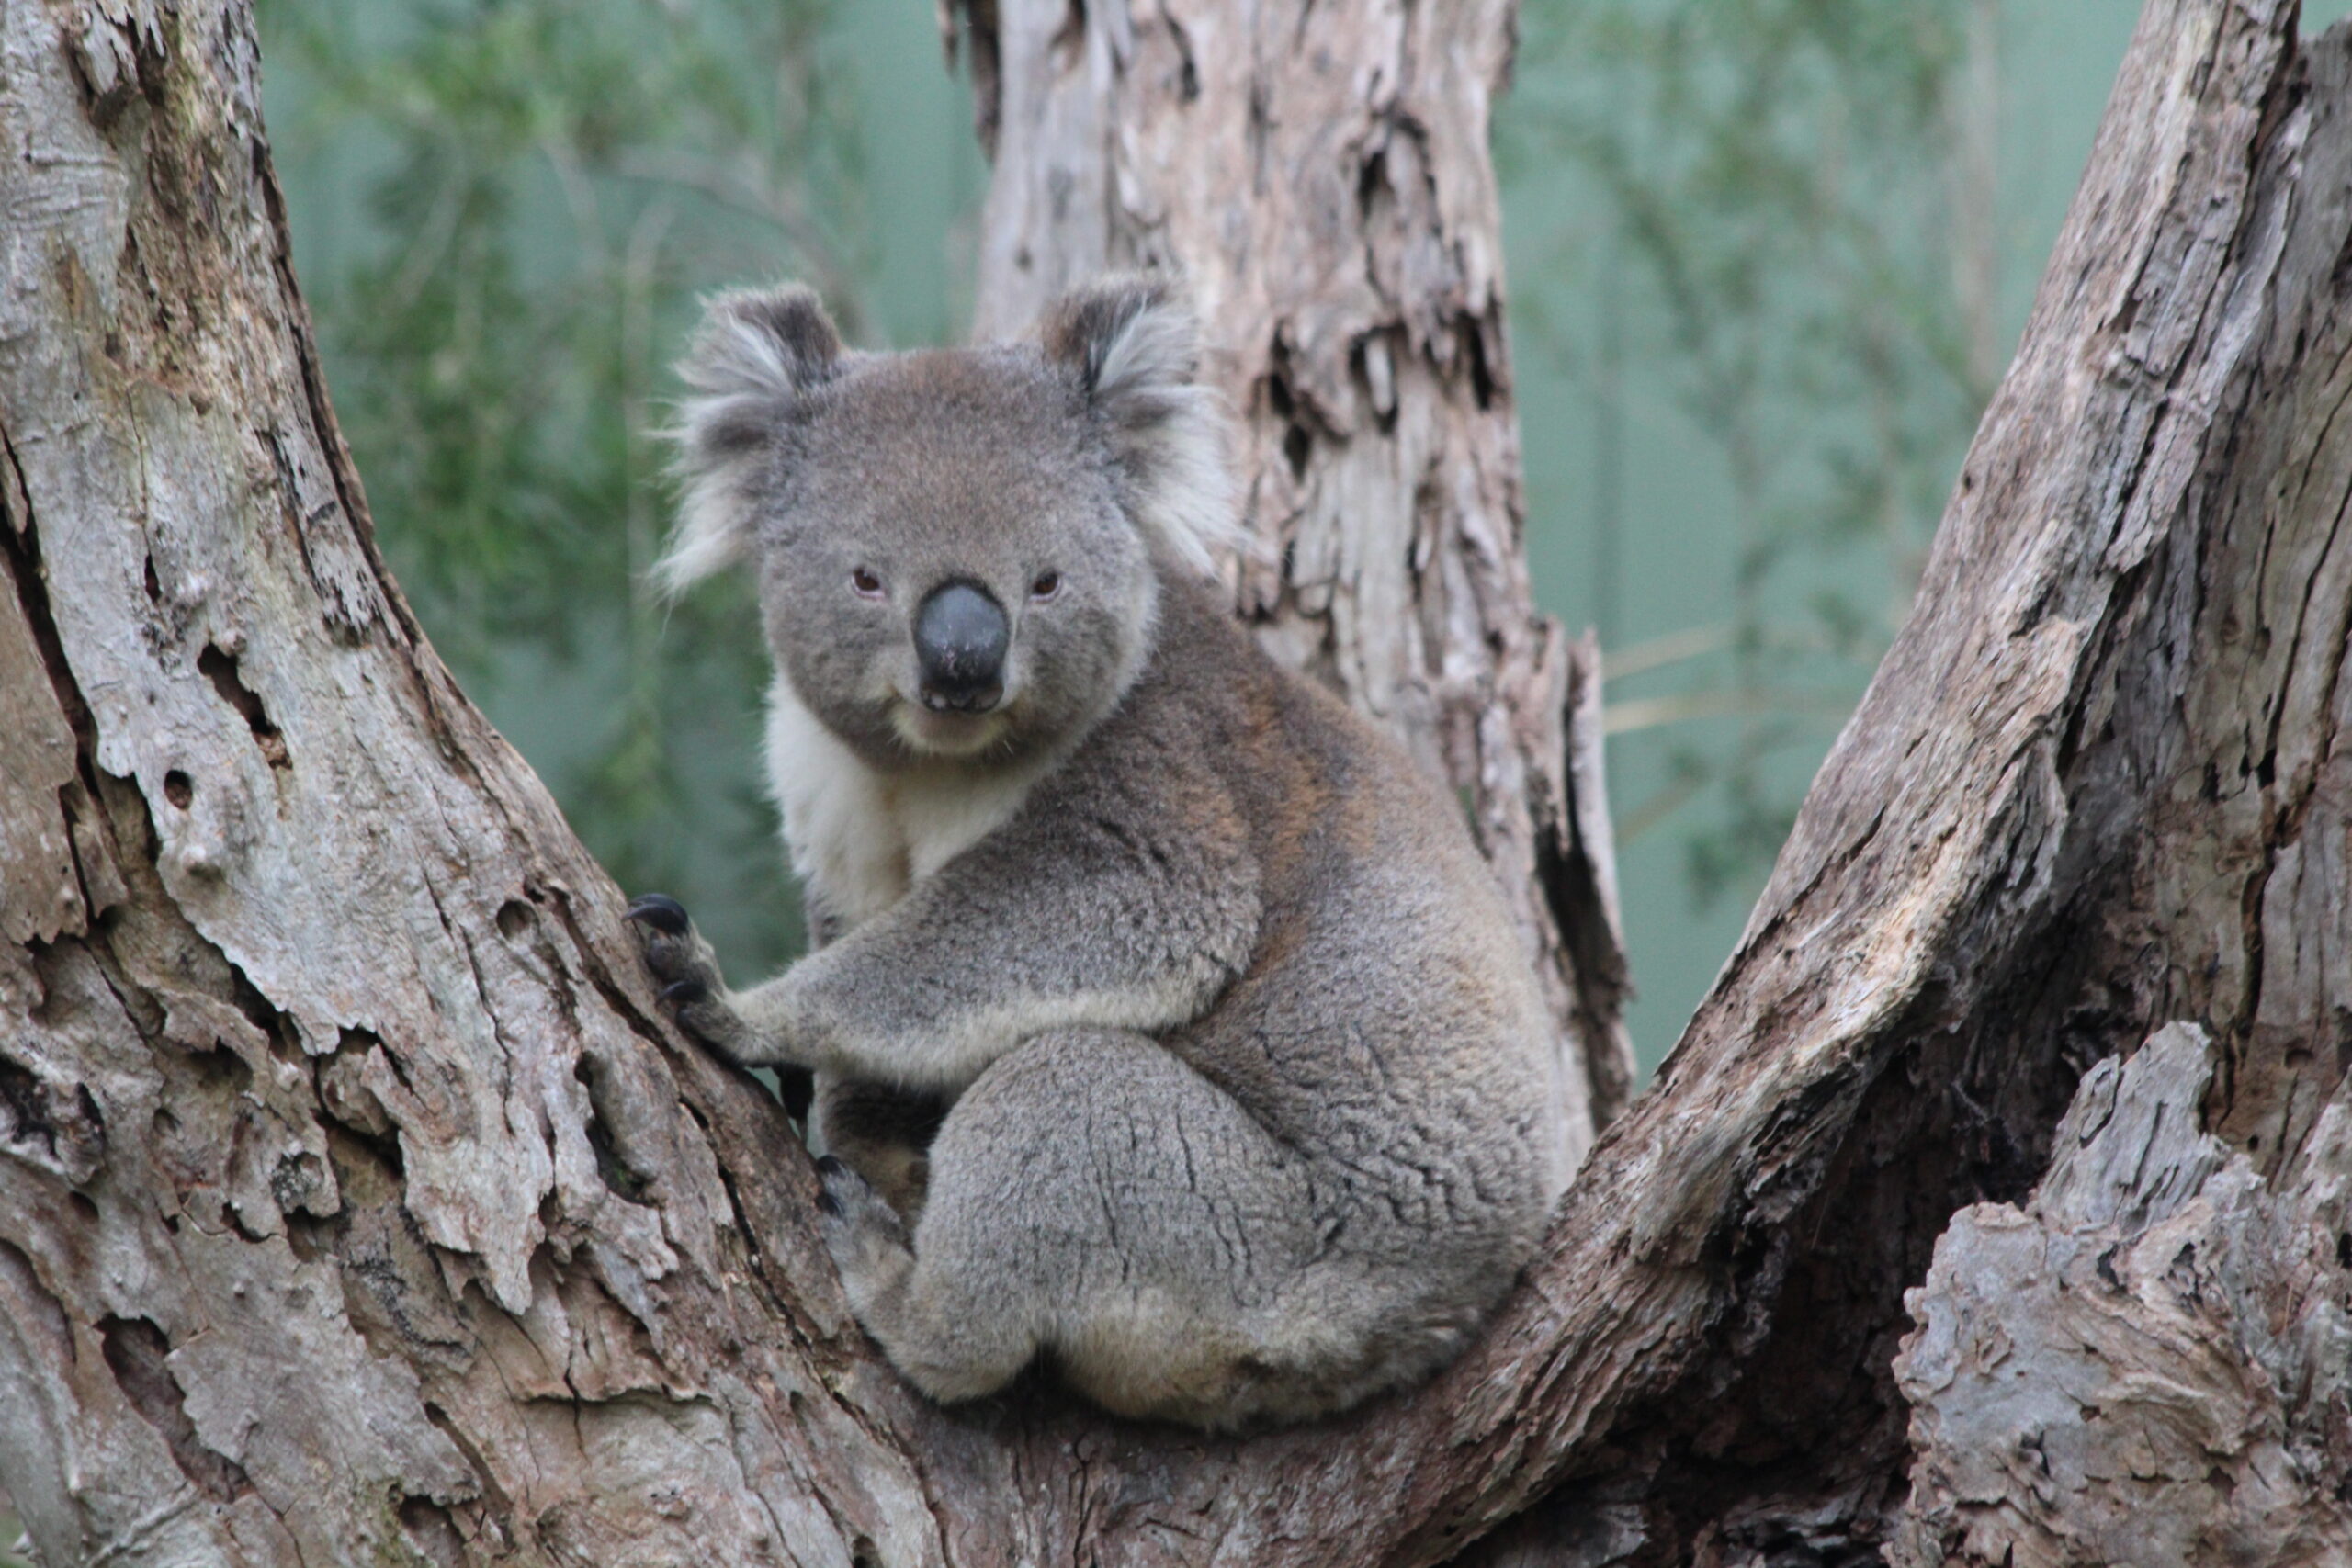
left=625, top=893, right=742, bottom=1054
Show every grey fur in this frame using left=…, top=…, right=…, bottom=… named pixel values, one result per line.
left=634, top=276, right=1570, bottom=1428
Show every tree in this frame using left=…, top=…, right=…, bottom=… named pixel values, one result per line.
left=0, top=2, right=2346, bottom=1566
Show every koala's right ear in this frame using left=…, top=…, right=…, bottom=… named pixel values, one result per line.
left=1040, top=276, right=1242, bottom=577
left=656, top=285, right=845, bottom=596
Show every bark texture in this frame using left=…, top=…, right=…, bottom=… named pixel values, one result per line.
left=0, top=6, right=908, bottom=1562
left=944, top=0, right=1638, bottom=1147
left=2, top=0, right=2349, bottom=1564
left=1890, top=1023, right=2352, bottom=1566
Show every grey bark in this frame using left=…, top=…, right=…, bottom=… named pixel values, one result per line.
left=2, top=0, right=2350, bottom=1565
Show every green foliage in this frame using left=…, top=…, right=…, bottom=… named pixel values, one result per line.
left=1510, top=0, right=1996, bottom=908
left=259, top=0, right=880, bottom=972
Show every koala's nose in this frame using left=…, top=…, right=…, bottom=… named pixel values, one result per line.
left=914, top=581, right=1009, bottom=712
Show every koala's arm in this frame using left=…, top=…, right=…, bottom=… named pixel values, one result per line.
left=692, top=766, right=1260, bottom=1089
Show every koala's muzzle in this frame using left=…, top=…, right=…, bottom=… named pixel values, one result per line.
left=914, top=581, right=1009, bottom=712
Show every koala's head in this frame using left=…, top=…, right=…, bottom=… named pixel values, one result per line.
left=657, top=276, right=1238, bottom=771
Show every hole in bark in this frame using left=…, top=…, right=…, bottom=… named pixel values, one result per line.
left=322, top=1119, right=405, bottom=1211
left=851, top=1536, right=882, bottom=1568
left=587, top=1115, right=645, bottom=1200
left=2256, top=747, right=2278, bottom=788
left=228, top=966, right=303, bottom=1063
left=1357, top=148, right=1386, bottom=217
left=1263, top=355, right=1316, bottom=481
left=1166, top=10, right=1199, bottom=101
left=495, top=899, right=532, bottom=940
left=1459, top=312, right=1498, bottom=411
left=1261, top=355, right=1317, bottom=479
left=0, top=1060, right=96, bottom=1174
left=199, top=645, right=290, bottom=771
left=1283, top=422, right=1312, bottom=479
left=2337, top=1232, right=2350, bottom=1269
left=0, top=1055, right=55, bottom=1155
left=399, top=1496, right=468, bottom=1568
left=2330, top=224, right=2352, bottom=297
left=2095, top=1244, right=2123, bottom=1292
left=179, top=1043, right=252, bottom=1099
left=98, top=1316, right=253, bottom=1503
left=163, top=770, right=192, bottom=808
left=1266, top=364, right=1295, bottom=419
left=142, top=554, right=163, bottom=604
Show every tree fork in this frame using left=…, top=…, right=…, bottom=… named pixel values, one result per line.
left=1, top=0, right=2347, bottom=1565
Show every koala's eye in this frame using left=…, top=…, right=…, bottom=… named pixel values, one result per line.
left=1029, top=570, right=1063, bottom=602
left=849, top=567, right=885, bottom=600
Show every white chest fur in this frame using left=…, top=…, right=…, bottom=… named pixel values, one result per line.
left=763, top=677, right=1051, bottom=930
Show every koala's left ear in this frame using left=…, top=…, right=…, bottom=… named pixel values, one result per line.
left=656, top=284, right=846, bottom=596
left=1041, top=276, right=1241, bottom=576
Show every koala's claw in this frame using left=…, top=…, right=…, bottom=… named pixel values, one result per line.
left=625, top=893, right=691, bottom=935
left=815, top=1156, right=910, bottom=1311
left=627, top=891, right=740, bottom=1054
left=812, top=1156, right=849, bottom=1215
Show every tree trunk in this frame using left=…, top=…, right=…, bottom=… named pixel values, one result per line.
left=1, top=2, right=2347, bottom=1567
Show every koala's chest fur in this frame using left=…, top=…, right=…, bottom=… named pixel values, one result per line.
left=763, top=678, right=1050, bottom=927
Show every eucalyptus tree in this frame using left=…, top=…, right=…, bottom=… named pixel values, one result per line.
left=2, top=1, right=2347, bottom=1563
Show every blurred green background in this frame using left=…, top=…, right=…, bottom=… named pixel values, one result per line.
left=249, top=0, right=2351, bottom=1077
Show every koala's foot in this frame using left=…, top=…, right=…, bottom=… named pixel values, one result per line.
left=814, top=1154, right=1034, bottom=1404
left=814, top=1154, right=913, bottom=1317
left=625, top=893, right=753, bottom=1058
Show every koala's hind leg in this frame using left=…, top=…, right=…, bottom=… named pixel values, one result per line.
left=838, top=1028, right=1325, bottom=1427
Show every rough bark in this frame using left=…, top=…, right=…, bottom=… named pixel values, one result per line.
left=944, top=0, right=1638, bottom=1147
left=2, top=1, right=2349, bottom=1566
left=1889, top=1023, right=2352, bottom=1566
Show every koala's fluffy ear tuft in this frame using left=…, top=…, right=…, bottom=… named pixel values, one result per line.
left=656, top=285, right=845, bottom=596
left=1041, top=276, right=1241, bottom=576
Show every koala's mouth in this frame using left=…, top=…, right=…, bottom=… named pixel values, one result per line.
left=890, top=695, right=1016, bottom=760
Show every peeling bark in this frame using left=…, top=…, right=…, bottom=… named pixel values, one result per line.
left=2, top=0, right=2349, bottom=1564
left=1891, top=1024, right=2352, bottom=1567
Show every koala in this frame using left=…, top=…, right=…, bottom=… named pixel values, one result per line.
left=627, top=275, right=1573, bottom=1429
